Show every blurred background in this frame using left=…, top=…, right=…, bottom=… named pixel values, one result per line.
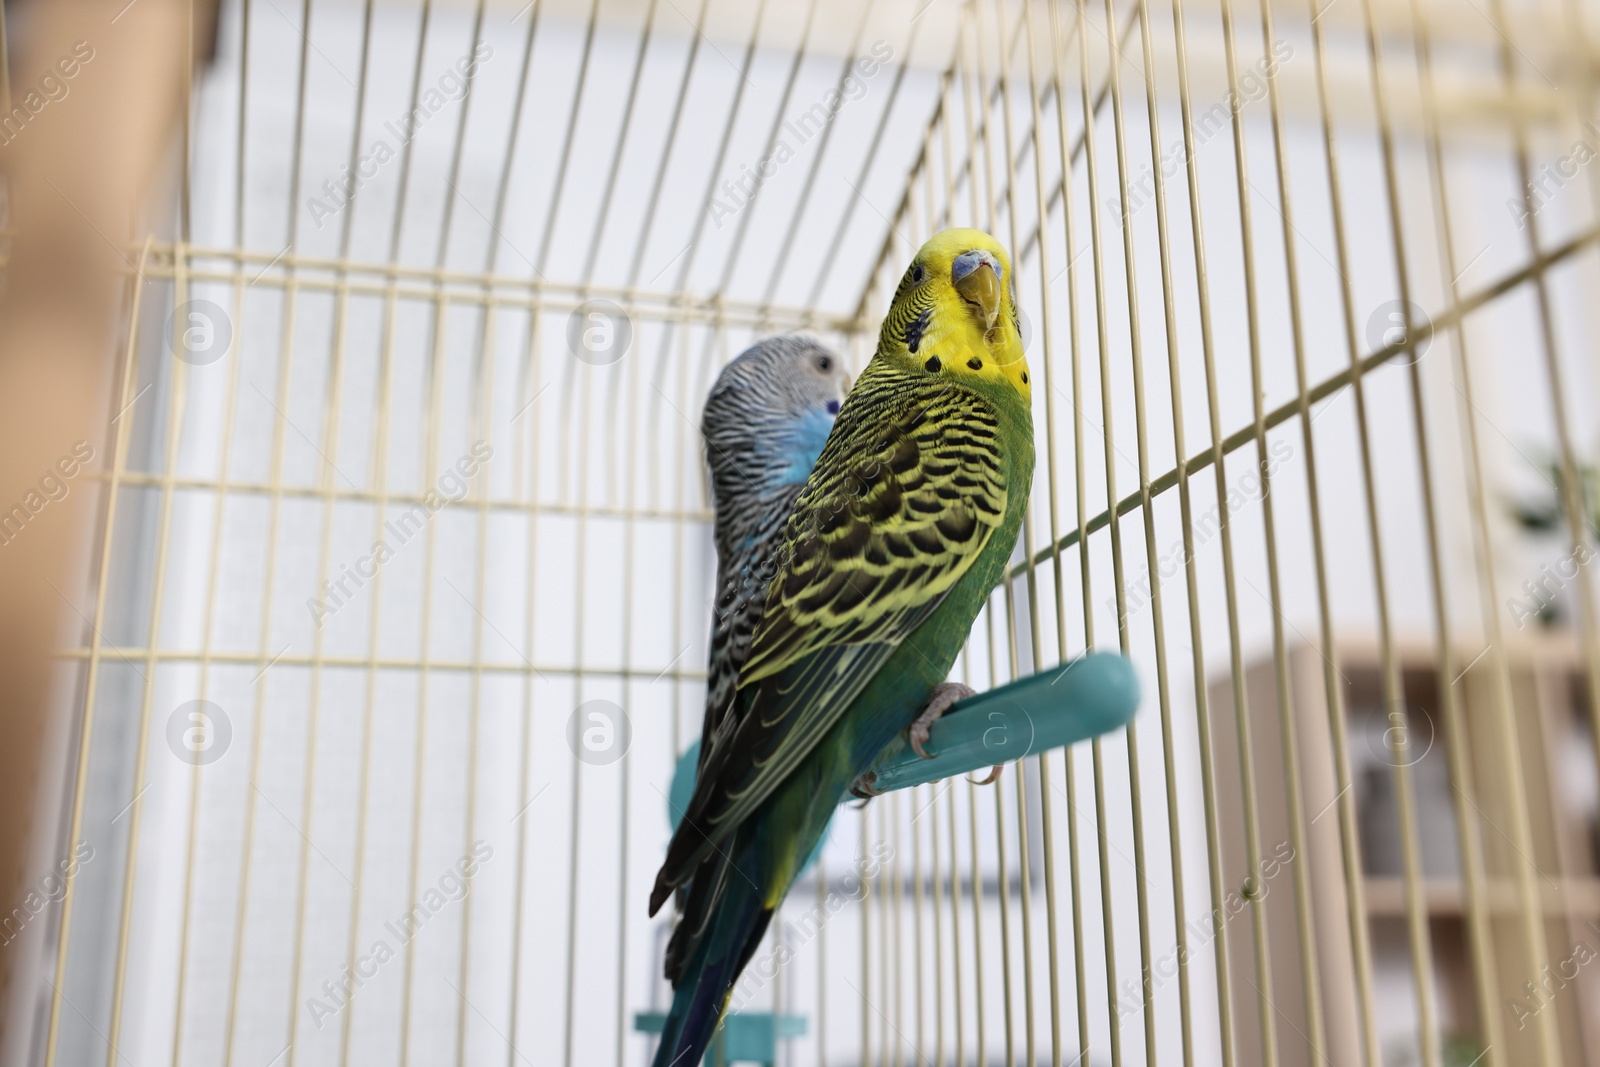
left=1, top=0, right=1599, bottom=1065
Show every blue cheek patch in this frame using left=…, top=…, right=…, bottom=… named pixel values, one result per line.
left=779, top=406, right=838, bottom=485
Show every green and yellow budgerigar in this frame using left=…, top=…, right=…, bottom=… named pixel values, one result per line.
left=648, top=228, right=1035, bottom=1067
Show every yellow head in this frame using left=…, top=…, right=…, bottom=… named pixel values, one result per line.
left=876, top=228, right=1030, bottom=402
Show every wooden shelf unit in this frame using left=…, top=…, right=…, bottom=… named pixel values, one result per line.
left=1209, top=638, right=1600, bottom=1067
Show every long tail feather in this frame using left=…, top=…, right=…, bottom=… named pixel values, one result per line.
left=652, top=879, right=772, bottom=1067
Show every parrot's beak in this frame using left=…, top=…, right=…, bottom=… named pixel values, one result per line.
left=952, top=250, right=1002, bottom=335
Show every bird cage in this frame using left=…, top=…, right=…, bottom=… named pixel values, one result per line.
left=27, top=0, right=1600, bottom=1065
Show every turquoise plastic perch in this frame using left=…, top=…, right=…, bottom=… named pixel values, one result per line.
left=862, top=650, right=1140, bottom=793
left=641, top=653, right=1138, bottom=1064
left=665, top=652, right=1140, bottom=811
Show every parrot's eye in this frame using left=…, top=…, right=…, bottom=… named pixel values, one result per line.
left=910, top=264, right=924, bottom=284
left=816, top=356, right=832, bottom=372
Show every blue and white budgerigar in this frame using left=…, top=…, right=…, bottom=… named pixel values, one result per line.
left=650, top=229, right=1035, bottom=1067
left=699, top=336, right=851, bottom=760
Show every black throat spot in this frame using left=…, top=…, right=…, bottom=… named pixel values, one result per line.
left=904, top=307, right=931, bottom=353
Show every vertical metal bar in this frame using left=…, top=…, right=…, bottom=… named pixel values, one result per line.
left=623, top=0, right=712, bottom=292
left=1091, top=0, right=1180, bottom=1057
left=665, top=294, right=694, bottom=750
left=1225, top=0, right=1332, bottom=1057
left=850, top=10, right=1032, bottom=324
left=710, top=0, right=821, bottom=296
left=453, top=297, right=498, bottom=1067
left=222, top=2, right=316, bottom=1053
left=806, top=13, right=929, bottom=315
left=933, top=105, right=964, bottom=1067
left=904, top=149, right=932, bottom=1067
left=235, top=0, right=251, bottom=252
left=1115, top=0, right=1206, bottom=1060
left=1016, top=6, right=1073, bottom=1064
left=987, top=7, right=1039, bottom=1064
left=1342, top=0, right=1510, bottom=1061
left=983, top=597, right=1013, bottom=1067
left=404, top=0, right=492, bottom=1041
left=282, top=260, right=355, bottom=1067
left=1010, top=11, right=1140, bottom=272
left=1068, top=2, right=1128, bottom=1061
left=945, top=778, right=965, bottom=1067
left=1210, top=0, right=1309, bottom=1060
left=817, top=851, right=828, bottom=1067
left=1486, top=0, right=1600, bottom=1058
left=1156, top=7, right=1246, bottom=1067
left=954, top=29, right=992, bottom=1055
left=168, top=1, right=276, bottom=1029
left=760, top=0, right=877, bottom=312
left=276, top=0, right=381, bottom=1022
left=44, top=239, right=155, bottom=1067
left=641, top=0, right=772, bottom=400
left=505, top=301, right=545, bottom=1066
left=1408, top=6, right=1530, bottom=1063
left=880, top=798, right=893, bottom=1067
left=386, top=0, right=436, bottom=266
left=610, top=254, right=646, bottom=1067
left=397, top=286, right=451, bottom=1067
left=337, top=276, right=403, bottom=1067
left=181, top=0, right=193, bottom=243
left=937, top=75, right=958, bottom=235
left=563, top=305, right=597, bottom=1067
left=1350, top=6, right=1452, bottom=1062
left=999, top=577, right=1035, bottom=1067
left=169, top=250, right=249, bottom=1067
left=1158, top=0, right=1251, bottom=1059
left=969, top=12, right=1017, bottom=1062
left=531, top=0, right=601, bottom=277
left=862, top=806, right=873, bottom=1067
left=929, top=779, right=946, bottom=1067
left=971, top=1, right=1000, bottom=235
left=223, top=275, right=305, bottom=1067
left=1042, top=6, right=1093, bottom=1062
left=437, top=7, right=521, bottom=1050
left=580, top=0, right=661, bottom=283
left=913, top=784, right=928, bottom=1066
left=1296, top=1, right=1388, bottom=1057
left=295, top=8, right=387, bottom=1060
left=1342, top=0, right=1444, bottom=1059
left=432, top=0, right=489, bottom=268
left=968, top=775, right=988, bottom=1067
left=335, top=0, right=377, bottom=259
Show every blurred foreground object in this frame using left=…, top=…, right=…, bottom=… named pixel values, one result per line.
left=0, top=0, right=205, bottom=1059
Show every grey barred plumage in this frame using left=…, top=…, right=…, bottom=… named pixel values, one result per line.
left=698, top=335, right=850, bottom=768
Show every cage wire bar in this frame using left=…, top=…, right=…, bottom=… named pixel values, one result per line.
left=31, top=0, right=1600, bottom=1065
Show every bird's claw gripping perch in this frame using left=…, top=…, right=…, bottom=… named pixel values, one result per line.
left=969, top=765, right=1003, bottom=786
left=908, top=681, right=978, bottom=760
left=849, top=771, right=884, bottom=801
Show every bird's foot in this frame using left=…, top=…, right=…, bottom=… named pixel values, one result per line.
left=970, top=764, right=1003, bottom=786
left=849, top=770, right=884, bottom=801
left=908, top=682, right=977, bottom=759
